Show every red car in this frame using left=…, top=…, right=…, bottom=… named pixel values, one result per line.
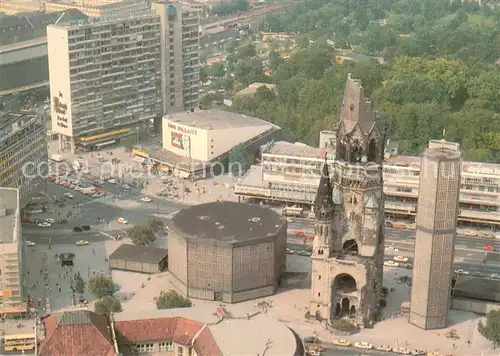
left=293, top=231, right=305, bottom=237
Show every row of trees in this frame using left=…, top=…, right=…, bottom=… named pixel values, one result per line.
left=128, top=216, right=165, bottom=246
left=222, top=0, right=500, bottom=162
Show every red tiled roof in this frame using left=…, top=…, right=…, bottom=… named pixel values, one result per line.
left=193, top=326, right=222, bottom=356
left=38, top=310, right=116, bottom=356
left=115, top=317, right=202, bottom=344
left=114, top=316, right=222, bottom=356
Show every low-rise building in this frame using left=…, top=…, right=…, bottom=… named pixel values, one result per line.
left=0, top=188, right=26, bottom=314
left=235, top=136, right=500, bottom=230
left=109, top=244, right=168, bottom=273
left=37, top=306, right=303, bottom=355
left=0, top=112, right=47, bottom=207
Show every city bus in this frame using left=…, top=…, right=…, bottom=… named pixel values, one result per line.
left=4, top=333, right=36, bottom=352
left=282, top=206, right=304, bottom=217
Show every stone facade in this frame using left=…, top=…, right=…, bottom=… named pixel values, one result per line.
left=310, top=74, right=387, bottom=326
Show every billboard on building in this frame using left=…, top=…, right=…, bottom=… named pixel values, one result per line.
left=171, top=132, right=184, bottom=150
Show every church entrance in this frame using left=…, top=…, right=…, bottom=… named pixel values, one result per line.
left=331, top=274, right=358, bottom=320
left=341, top=298, right=350, bottom=315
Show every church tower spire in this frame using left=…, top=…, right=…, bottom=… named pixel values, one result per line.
left=314, top=159, right=334, bottom=221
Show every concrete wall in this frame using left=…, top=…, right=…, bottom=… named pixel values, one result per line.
left=47, top=25, right=73, bottom=137
left=167, top=231, right=188, bottom=283
left=451, top=298, right=500, bottom=315
left=162, top=119, right=209, bottom=161
left=187, top=243, right=233, bottom=292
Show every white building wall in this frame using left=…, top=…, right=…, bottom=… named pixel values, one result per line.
left=206, top=125, right=271, bottom=161
left=47, top=26, right=73, bottom=137
left=162, top=119, right=209, bottom=161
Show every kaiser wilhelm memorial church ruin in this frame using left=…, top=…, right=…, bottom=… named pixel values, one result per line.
left=310, top=74, right=387, bottom=326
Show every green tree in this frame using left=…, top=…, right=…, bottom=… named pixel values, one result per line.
left=234, top=58, right=266, bottom=87
left=72, top=273, right=86, bottom=295
left=94, top=296, right=123, bottom=316
left=128, top=225, right=156, bottom=246
left=148, top=216, right=164, bottom=233
left=156, top=290, right=192, bottom=310
left=478, top=309, right=500, bottom=348
left=88, top=275, right=115, bottom=298
left=200, top=93, right=223, bottom=110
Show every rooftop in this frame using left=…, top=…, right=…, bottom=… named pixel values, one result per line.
left=170, top=201, right=285, bottom=243
left=49, top=13, right=157, bottom=30
left=263, top=141, right=327, bottom=159
left=0, top=111, right=39, bottom=134
left=109, top=244, right=168, bottom=264
left=0, top=188, right=19, bottom=244
left=164, top=109, right=277, bottom=131
left=425, top=140, right=462, bottom=161
left=453, top=276, right=500, bottom=303
left=115, top=305, right=298, bottom=356
left=234, top=82, right=277, bottom=97
left=39, top=310, right=116, bottom=356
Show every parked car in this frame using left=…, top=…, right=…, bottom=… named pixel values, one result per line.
left=354, top=342, right=373, bottom=350
left=140, top=196, right=152, bottom=202
left=309, top=345, right=325, bottom=352
left=37, top=222, right=51, bottom=228
left=332, top=340, right=350, bottom=347
left=376, top=345, right=392, bottom=352
left=81, top=225, right=91, bottom=231
left=384, top=260, right=399, bottom=267
left=76, top=240, right=89, bottom=246
left=73, top=226, right=83, bottom=232
left=393, top=256, right=409, bottom=263
left=394, top=347, right=411, bottom=355
left=25, top=241, right=35, bottom=247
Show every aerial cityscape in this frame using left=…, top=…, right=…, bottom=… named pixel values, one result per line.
left=0, top=0, right=500, bottom=355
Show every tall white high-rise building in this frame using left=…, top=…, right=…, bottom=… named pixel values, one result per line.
left=47, top=15, right=162, bottom=152
left=152, top=1, right=201, bottom=113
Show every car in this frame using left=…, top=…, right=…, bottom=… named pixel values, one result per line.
left=384, top=260, right=399, bottom=267
left=81, top=225, right=91, bottom=231
left=490, top=273, right=500, bottom=280
left=332, top=339, right=350, bottom=347
left=293, top=231, right=305, bottom=237
left=37, top=222, right=51, bottom=228
left=354, top=342, right=373, bottom=350
left=44, top=218, right=55, bottom=224
left=385, top=246, right=399, bottom=252
left=73, top=226, right=83, bottom=232
left=76, top=240, right=89, bottom=246
left=118, top=217, right=128, bottom=224
left=64, top=192, right=74, bottom=199
left=298, top=250, right=312, bottom=257
left=454, top=269, right=469, bottom=275
left=140, top=196, right=152, bottom=202
left=411, top=350, right=426, bottom=356
left=108, top=178, right=117, bottom=184
left=309, top=345, right=325, bottom=352
left=403, top=263, right=413, bottom=269
left=122, top=184, right=131, bottom=190
left=286, top=248, right=295, bottom=255
left=394, top=347, right=411, bottom=355
left=286, top=218, right=294, bottom=223
left=25, top=241, right=35, bottom=247
left=376, top=345, right=392, bottom=352
left=393, top=256, right=409, bottom=263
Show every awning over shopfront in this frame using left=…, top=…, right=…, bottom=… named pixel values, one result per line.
left=95, top=140, right=116, bottom=147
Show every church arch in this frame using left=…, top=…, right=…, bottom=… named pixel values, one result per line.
left=367, top=138, right=378, bottom=162
left=350, top=139, right=363, bottom=163
left=332, top=273, right=357, bottom=294
left=342, top=239, right=359, bottom=255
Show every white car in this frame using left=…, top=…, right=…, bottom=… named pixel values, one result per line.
left=117, top=217, right=128, bottom=224
left=140, top=196, right=152, bottom=202
left=122, top=184, right=130, bottom=190
left=393, top=256, right=409, bottom=263
left=376, top=345, right=392, bottom=352
left=37, top=222, right=52, bottom=228
left=108, top=178, right=117, bottom=184
left=76, top=240, right=89, bottom=246
left=25, top=241, right=35, bottom=247
left=354, top=342, right=373, bottom=350
left=454, top=269, right=470, bottom=275
left=64, top=192, right=74, bottom=199
left=44, top=218, right=55, bottom=223
left=385, top=246, right=399, bottom=252
left=384, top=260, right=399, bottom=267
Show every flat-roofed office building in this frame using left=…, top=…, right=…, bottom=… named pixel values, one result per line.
left=410, top=140, right=462, bottom=330
left=0, top=188, right=26, bottom=312
left=0, top=112, right=47, bottom=207
left=47, top=15, right=162, bottom=152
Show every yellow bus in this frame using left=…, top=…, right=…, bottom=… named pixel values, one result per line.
left=4, top=333, right=36, bottom=352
